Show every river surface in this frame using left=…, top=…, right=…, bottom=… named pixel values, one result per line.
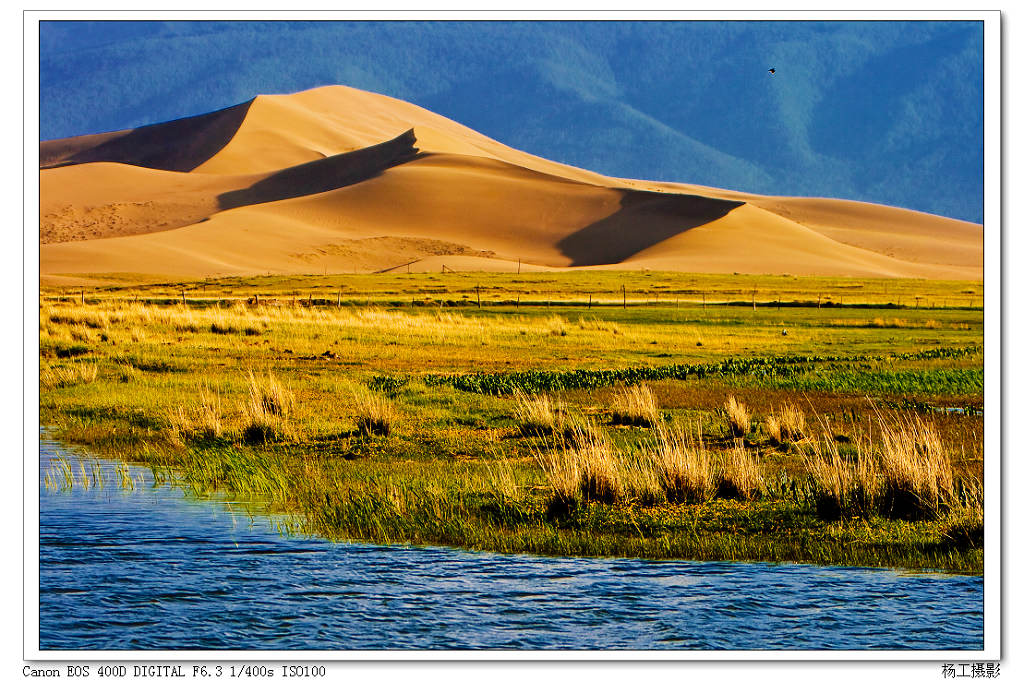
left=38, top=440, right=984, bottom=651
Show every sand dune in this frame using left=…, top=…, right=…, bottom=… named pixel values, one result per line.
left=40, top=162, right=252, bottom=243
left=40, top=99, right=253, bottom=172
left=39, top=85, right=982, bottom=282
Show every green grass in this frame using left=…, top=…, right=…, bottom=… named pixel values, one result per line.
left=47, top=271, right=983, bottom=310
left=38, top=272, right=985, bottom=573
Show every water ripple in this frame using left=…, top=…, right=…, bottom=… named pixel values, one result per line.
left=38, top=442, right=983, bottom=651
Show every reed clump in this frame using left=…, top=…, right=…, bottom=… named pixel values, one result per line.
left=352, top=389, right=397, bottom=436
left=804, top=412, right=964, bottom=521
left=718, top=442, right=765, bottom=500
left=574, top=429, right=622, bottom=504
left=169, top=388, right=224, bottom=442
left=512, top=389, right=560, bottom=436
left=644, top=424, right=718, bottom=503
left=242, top=370, right=295, bottom=443
left=764, top=402, right=808, bottom=445
left=247, top=370, right=295, bottom=419
left=803, top=432, right=879, bottom=520
left=609, top=382, right=660, bottom=427
left=724, top=395, right=751, bottom=438
left=40, top=361, right=98, bottom=390
left=875, top=412, right=956, bottom=520
left=535, top=420, right=622, bottom=511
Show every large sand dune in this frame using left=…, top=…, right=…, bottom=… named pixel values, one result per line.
left=39, top=85, right=982, bottom=282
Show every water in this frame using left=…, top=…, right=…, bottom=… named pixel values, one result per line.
left=38, top=440, right=984, bottom=651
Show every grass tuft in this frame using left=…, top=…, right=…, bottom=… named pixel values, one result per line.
left=535, top=419, right=621, bottom=511
left=169, top=387, right=224, bottom=442
left=645, top=424, right=718, bottom=504
left=247, top=370, right=295, bottom=419
left=609, top=382, right=660, bottom=427
left=718, top=441, right=765, bottom=500
left=803, top=431, right=879, bottom=520
left=40, top=361, right=98, bottom=390
left=512, top=389, right=560, bottom=437
left=764, top=402, right=808, bottom=445
left=242, top=370, right=295, bottom=444
left=724, top=395, right=751, bottom=438
left=875, top=412, right=956, bottom=520
left=804, top=411, right=965, bottom=521
left=352, top=389, right=397, bottom=436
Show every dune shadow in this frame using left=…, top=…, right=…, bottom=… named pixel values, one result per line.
left=40, top=99, right=255, bottom=172
left=557, top=190, right=744, bottom=266
left=217, top=129, right=422, bottom=211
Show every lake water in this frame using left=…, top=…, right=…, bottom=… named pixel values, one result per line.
left=38, top=439, right=984, bottom=651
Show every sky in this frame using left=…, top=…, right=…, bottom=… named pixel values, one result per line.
left=37, top=20, right=985, bottom=223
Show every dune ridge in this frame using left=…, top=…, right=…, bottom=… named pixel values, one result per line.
left=39, top=85, right=982, bottom=281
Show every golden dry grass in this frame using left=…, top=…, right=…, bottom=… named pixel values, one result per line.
left=169, top=387, right=224, bottom=441
left=875, top=411, right=957, bottom=519
left=764, top=402, right=808, bottom=444
left=724, top=395, right=751, bottom=438
left=352, top=389, right=397, bottom=436
left=242, top=370, right=295, bottom=443
left=40, top=361, right=98, bottom=390
left=645, top=424, right=718, bottom=503
left=718, top=442, right=765, bottom=500
left=802, top=431, right=880, bottom=519
left=609, top=382, right=660, bottom=427
left=512, top=390, right=561, bottom=436
left=803, top=411, right=969, bottom=520
left=535, top=419, right=622, bottom=506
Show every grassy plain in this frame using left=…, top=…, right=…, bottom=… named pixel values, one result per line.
left=39, top=272, right=985, bottom=573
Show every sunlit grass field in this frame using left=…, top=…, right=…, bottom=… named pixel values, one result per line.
left=39, top=272, right=985, bottom=572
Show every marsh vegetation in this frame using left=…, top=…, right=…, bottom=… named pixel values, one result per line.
left=39, top=272, right=984, bottom=572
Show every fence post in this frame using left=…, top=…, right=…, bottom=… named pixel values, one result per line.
left=622, top=285, right=627, bottom=309
left=588, top=293, right=592, bottom=310
left=476, top=284, right=481, bottom=309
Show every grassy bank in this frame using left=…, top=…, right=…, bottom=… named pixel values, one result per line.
left=39, top=273, right=985, bottom=573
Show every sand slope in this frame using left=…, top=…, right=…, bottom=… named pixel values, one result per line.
left=39, top=85, right=982, bottom=281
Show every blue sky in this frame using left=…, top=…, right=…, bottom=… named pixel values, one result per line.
left=38, top=20, right=984, bottom=222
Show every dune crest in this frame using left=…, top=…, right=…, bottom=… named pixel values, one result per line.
left=39, top=85, right=982, bottom=281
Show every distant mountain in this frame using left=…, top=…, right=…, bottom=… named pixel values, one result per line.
left=39, top=20, right=983, bottom=222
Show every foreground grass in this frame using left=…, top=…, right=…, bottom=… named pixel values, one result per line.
left=39, top=274, right=985, bottom=573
